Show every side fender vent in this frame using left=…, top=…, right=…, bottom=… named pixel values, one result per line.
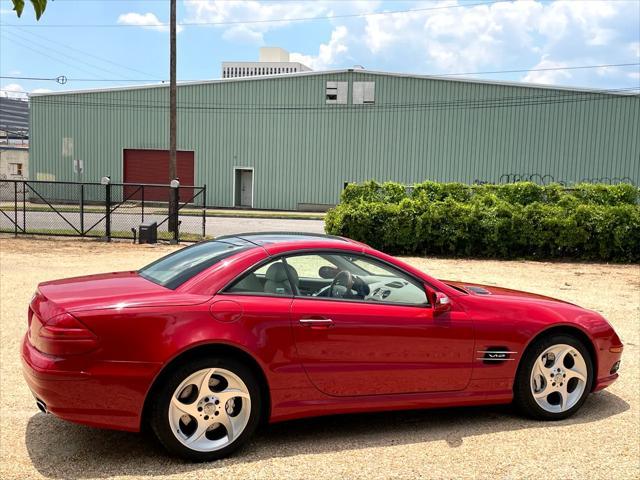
left=477, top=346, right=517, bottom=364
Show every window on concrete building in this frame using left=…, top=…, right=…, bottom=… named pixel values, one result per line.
left=326, top=81, right=348, bottom=104
left=9, top=163, right=23, bottom=176
left=353, top=82, right=375, bottom=104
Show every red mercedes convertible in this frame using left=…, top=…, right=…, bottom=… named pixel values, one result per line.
left=22, top=233, right=623, bottom=461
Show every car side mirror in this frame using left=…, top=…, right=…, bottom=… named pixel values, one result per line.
left=428, top=289, right=451, bottom=313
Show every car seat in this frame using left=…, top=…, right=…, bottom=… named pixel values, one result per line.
left=264, top=262, right=299, bottom=295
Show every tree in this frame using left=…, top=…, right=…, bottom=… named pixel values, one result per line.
left=11, top=0, right=47, bottom=20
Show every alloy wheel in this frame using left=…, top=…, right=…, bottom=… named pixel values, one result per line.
left=530, top=343, right=588, bottom=413
left=168, top=368, right=251, bottom=452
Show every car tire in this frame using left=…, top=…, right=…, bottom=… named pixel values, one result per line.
left=514, top=334, right=593, bottom=420
left=150, top=357, right=262, bottom=461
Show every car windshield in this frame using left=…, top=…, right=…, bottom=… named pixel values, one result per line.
left=139, top=240, right=250, bottom=289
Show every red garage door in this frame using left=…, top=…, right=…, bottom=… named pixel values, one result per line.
left=123, top=149, right=195, bottom=202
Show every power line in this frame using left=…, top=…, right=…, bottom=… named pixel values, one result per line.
left=11, top=27, right=160, bottom=80
left=2, top=1, right=500, bottom=28
left=438, top=63, right=640, bottom=77
left=0, top=75, right=157, bottom=82
left=0, top=32, right=135, bottom=81
left=3, top=62, right=639, bottom=84
left=1, top=76, right=66, bottom=82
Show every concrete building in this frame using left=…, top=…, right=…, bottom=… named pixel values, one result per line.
left=0, top=146, right=29, bottom=200
left=29, top=69, right=639, bottom=210
left=222, top=47, right=311, bottom=79
left=0, top=146, right=28, bottom=178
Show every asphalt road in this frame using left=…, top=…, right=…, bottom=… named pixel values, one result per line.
left=0, top=210, right=326, bottom=238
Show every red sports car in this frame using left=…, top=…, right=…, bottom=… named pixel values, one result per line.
left=22, top=233, right=623, bottom=461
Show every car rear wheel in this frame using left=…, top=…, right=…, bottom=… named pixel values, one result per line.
left=514, top=334, right=593, bottom=420
left=150, top=357, right=261, bottom=461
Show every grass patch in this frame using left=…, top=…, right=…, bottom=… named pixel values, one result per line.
left=0, top=228, right=208, bottom=242
left=0, top=205, right=325, bottom=220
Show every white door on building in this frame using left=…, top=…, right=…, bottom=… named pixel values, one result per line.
left=234, top=168, right=253, bottom=208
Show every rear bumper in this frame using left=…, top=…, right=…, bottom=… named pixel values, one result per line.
left=21, top=334, right=158, bottom=432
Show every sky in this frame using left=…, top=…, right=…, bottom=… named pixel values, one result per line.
left=1, top=0, right=639, bottom=98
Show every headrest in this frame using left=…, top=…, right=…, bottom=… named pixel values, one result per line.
left=265, top=262, right=298, bottom=283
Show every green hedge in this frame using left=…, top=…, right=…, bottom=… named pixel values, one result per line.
left=325, top=181, right=640, bottom=262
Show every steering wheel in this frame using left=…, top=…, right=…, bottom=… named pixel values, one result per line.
left=329, top=270, right=354, bottom=298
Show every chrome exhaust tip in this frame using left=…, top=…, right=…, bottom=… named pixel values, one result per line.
left=36, top=399, right=48, bottom=414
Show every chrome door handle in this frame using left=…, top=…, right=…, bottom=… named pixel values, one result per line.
left=299, top=318, right=334, bottom=326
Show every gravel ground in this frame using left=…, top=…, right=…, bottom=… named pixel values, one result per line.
left=1, top=237, right=638, bottom=480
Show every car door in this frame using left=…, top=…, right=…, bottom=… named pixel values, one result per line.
left=287, top=252, right=475, bottom=396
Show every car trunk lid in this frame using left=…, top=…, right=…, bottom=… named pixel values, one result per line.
left=36, top=271, right=207, bottom=316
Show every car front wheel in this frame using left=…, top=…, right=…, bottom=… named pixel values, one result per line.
left=514, top=334, right=593, bottom=420
left=150, top=357, right=261, bottom=461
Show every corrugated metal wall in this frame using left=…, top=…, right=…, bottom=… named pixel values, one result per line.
left=30, top=71, right=640, bottom=210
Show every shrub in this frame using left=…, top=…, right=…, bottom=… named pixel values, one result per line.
left=325, top=181, right=640, bottom=262
left=339, top=180, right=638, bottom=207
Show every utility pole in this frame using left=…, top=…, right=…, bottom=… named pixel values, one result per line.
left=168, top=0, right=178, bottom=239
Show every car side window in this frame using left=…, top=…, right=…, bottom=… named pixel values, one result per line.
left=225, top=259, right=295, bottom=297
left=282, top=252, right=428, bottom=306
left=284, top=254, right=335, bottom=279
left=347, top=256, right=428, bottom=305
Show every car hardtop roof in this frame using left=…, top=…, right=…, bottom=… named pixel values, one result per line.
left=215, top=232, right=346, bottom=244
left=213, top=232, right=366, bottom=254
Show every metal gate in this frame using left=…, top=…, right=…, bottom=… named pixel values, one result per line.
left=0, top=179, right=207, bottom=242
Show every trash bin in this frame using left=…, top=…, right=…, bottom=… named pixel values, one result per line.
left=139, top=221, right=158, bottom=244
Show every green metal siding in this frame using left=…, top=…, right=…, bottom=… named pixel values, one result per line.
left=30, top=71, right=640, bottom=210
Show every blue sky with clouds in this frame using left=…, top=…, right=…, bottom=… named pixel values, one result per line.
left=1, top=0, right=639, bottom=97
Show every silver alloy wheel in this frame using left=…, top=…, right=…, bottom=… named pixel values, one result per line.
left=530, top=343, right=588, bottom=413
left=168, top=368, right=251, bottom=452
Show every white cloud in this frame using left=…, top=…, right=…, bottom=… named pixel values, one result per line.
left=180, top=0, right=637, bottom=88
left=363, top=1, right=545, bottom=73
left=540, top=0, right=617, bottom=46
left=0, top=84, right=54, bottom=97
left=183, top=0, right=377, bottom=45
left=0, top=84, right=27, bottom=98
left=117, top=12, right=183, bottom=33
left=222, top=25, right=264, bottom=44
left=183, top=0, right=327, bottom=44
left=522, top=57, right=572, bottom=85
left=355, top=0, right=639, bottom=86
left=291, top=26, right=349, bottom=70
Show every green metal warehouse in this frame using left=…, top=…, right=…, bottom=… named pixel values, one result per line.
left=29, top=69, right=640, bottom=210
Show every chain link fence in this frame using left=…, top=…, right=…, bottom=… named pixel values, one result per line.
left=0, top=180, right=207, bottom=243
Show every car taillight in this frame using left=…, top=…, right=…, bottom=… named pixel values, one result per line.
left=33, top=312, right=98, bottom=356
